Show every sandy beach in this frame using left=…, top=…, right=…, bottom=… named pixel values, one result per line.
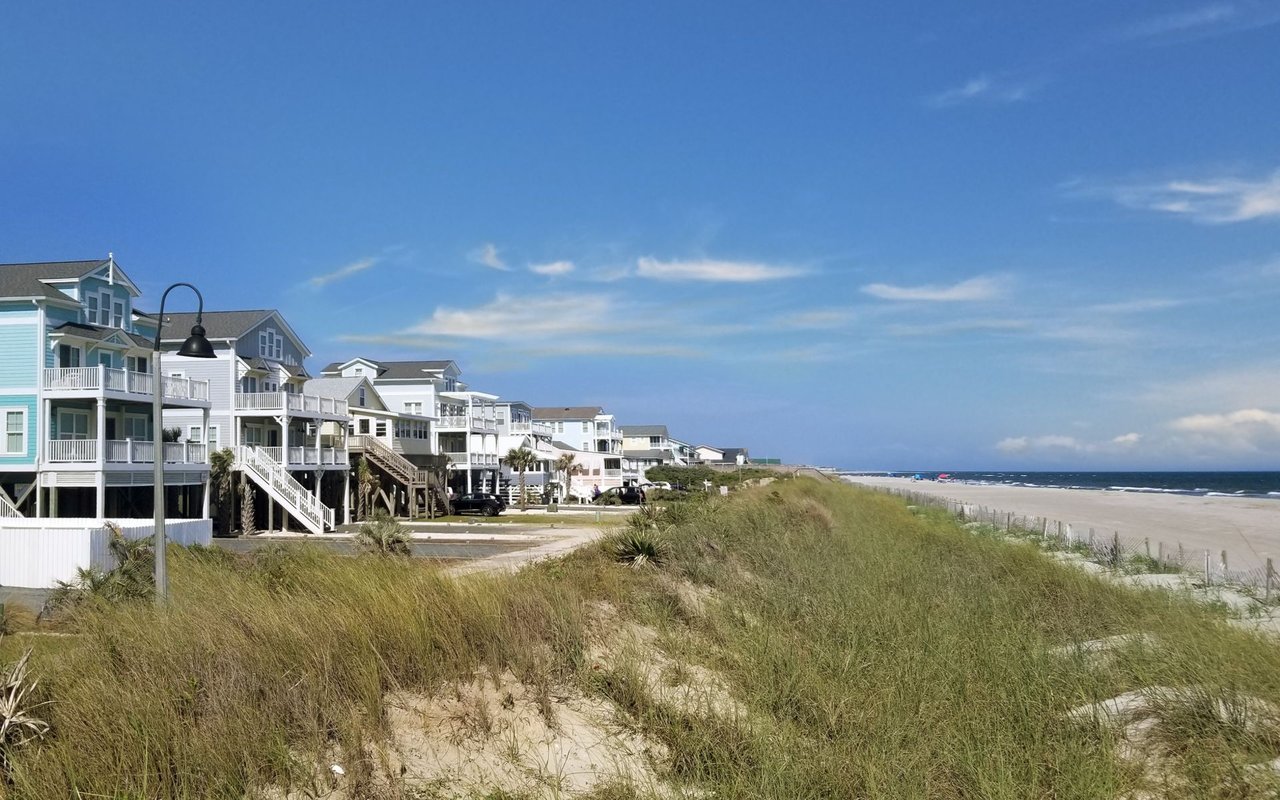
left=846, top=476, right=1280, bottom=572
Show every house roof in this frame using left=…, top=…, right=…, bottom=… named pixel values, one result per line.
left=0, top=259, right=108, bottom=301
left=532, top=406, right=604, bottom=420
left=621, top=425, right=668, bottom=437
left=622, top=449, right=672, bottom=460
left=720, top=447, right=750, bottom=461
left=322, top=359, right=456, bottom=380
left=160, top=310, right=276, bottom=340
left=49, top=321, right=152, bottom=348
left=302, top=376, right=366, bottom=402
left=245, top=357, right=310, bottom=378
left=550, top=440, right=580, bottom=450
left=695, top=444, right=725, bottom=454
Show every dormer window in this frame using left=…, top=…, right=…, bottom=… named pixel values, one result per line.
left=444, top=377, right=457, bottom=391
left=85, top=295, right=99, bottom=325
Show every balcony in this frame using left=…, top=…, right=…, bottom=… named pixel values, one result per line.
left=437, top=414, right=497, bottom=432
left=43, top=367, right=210, bottom=405
left=235, top=392, right=348, bottom=417
left=509, top=421, right=555, bottom=436
left=246, top=446, right=348, bottom=468
left=45, top=439, right=208, bottom=465
left=442, top=452, right=499, bottom=468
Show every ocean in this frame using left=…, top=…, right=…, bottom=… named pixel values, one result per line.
left=843, top=471, right=1280, bottom=499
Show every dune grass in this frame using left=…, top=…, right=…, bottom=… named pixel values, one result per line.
left=3, top=481, right=1280, bottom=798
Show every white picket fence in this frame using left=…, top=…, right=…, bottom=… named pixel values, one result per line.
left=0, top=518, right=212, bottom=589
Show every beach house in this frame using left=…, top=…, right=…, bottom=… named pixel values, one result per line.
left=303, top=375, right=441, bottom=519
left=495, top=400, right=558, bottom=501
left=321, top=358, right=500, bottom=493
left=160, top=310, right=349, bottom=533
left=620, top=424, right=696, bottom=476
left=532, top=406, right=638, bottom=493
left=0, top=257, right=213, bottom=520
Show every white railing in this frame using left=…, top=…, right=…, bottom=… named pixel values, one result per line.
left=437, top=415, right=469, bottom=430
left=46, top=439, right=97, bottom=462
left=248, top=445, right=346, bottom=468
left=234, top=446, right=333, bottom=533
left=100, top=440, right=207, bottom=464
left=236, top=392, right=348, bottom=416
left=444, top=451, right=497, bottom=467
left=43, top=367, right=208, bottom=402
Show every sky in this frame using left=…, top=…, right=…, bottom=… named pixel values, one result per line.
left=2, top=1, right=1279, bottom=470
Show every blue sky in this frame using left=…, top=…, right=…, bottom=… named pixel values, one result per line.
left=3, top=1, right=1279, bottom=469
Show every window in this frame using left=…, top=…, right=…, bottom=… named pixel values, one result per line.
left=242, top=376, right=258, bottom=393
left=375, top=421, right=387, bottom=437
left=358, top=418, right=370, bottom=435
left=124, top=416, right=149, bottom=440
left=85, top=295, right=99, bottom=324
left=556, top=422, right=564, bottom=433
left=57, top=410, right=89, bottom=440
left=112, top=301, right=125, bottom=328
left=649, top=436, right=662, bottom=447
left=405, top=402, right=422, bottom=415
left=258, top=328, right=284, bottom=360
left=358, top=387, right=366, bottom=407
left=127, top=356, right=148, bottom=374
left=2, top=409, right=25, bottom=455
left=262, top=380, right=278, bottom=393
left=582, top=422, right=590, bottom=433
left=187, top=426, right=220, bottom=449
left=98, top=352, right=112, bottom=368
left=244, top=426, right=264, bottom=446
left=58, top=345, right=81, bottom=368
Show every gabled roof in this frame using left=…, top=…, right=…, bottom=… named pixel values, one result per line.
left=0, top=259, right=109, bottom=302
left=323, top=359, right=459, bottom=380
left=49, top=322, right=152, bottom=348
left=160, top=309, right=312, bottom=357
left=244, top=357, right=311, bottom=378
left=532, top=406, right=605, bottom=420
left=302, top=376, right=369, bottom=403
left=695, top=444, right=725, bottom=454
left=621, top=425, right=668, bottom=437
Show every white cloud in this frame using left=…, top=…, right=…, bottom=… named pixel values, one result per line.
left=1112, top=432, right=1142, bottom=445
left=925, top=75, right=1035, bottom=108
left=467, top=242, right=509, bottom=271
left=307, top=256, right=378, bottom=289
left=635, top=257, right=806, bottom=283
left=996, top=432, right=1144, bottom=455
left=862, top=276, right=1005, bottom=302
left=403, top=293, right=617, bottom=340
left=1086, top=298, right=1184, bottom=314
left=529, top=260, right=575, bottom=277
left=1115, top=2, right=1280, bottom=42
left=1170, top=408, right=1280, bottom=452
left=1077, top=170, right=1280, bottom=223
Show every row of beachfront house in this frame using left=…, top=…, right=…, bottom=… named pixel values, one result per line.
left=0, top=257, right=750, bottom=534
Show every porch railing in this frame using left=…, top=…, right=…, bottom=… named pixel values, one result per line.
left=46, top=439, right=207, bottom=465
left=43, top=367, right=208, bottom=402
left=235, top=392, right=348, bottom=416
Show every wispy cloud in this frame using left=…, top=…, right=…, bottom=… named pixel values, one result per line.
left=888, top=318, right=1029, bottom=337
left=467, top=242, right=509, bottom=271
left=402, top=293, right=618, bottom=339
left=1068, top=169, right=1280, bottom=223
left=307, top=256, right=379, bottom=289
left=635, top=257, right=806, bottom=283
left=1115, top=2, right=1280, bottom=42
left=529, top=260, right=575, bottom=277
left=1086, top=297, right=1185, bottom=314
left=772, top=308, right=854, bottom=330
left=925, top=75, right=1036, bottom=108
left=862, top=276, right=1005, bottom=302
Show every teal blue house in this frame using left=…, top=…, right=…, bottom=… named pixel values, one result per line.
left=0, top=257, right=212, bottom=518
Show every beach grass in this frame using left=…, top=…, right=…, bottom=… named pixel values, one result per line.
left=3, top=481, right=1280, bottom=797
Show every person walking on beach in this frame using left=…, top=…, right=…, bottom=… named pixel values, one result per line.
left=591, top=484, right=601, bottom=501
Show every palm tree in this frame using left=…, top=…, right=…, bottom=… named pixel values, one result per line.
left=209, top=448, right=236, bottom=537
left=356, top=509, right=411, bottom=556
left=503, top=447, right=537, bottom=511
left=356, top=457, right=380, bottom=520
left=553, top=453, right=577, bottom=502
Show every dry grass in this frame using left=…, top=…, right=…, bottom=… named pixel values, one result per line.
left=3, top=481, right=1280, bottom=798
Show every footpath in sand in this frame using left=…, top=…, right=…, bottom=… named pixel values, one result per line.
left=848, top=476, right=1280, bottom=574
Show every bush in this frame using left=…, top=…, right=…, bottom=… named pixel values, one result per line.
left=356, top=510, right=412, bottom=556
left=608, top=531, right=671, bottom=569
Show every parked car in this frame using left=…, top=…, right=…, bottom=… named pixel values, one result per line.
left=452, top=492, right=506, bottom=516
left=595, top=485, right=646, bottom=505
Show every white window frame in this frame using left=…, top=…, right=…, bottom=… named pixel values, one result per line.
left=123, top=414, right=149, bottom=441
left=58, top=344, right=82, bottom=368
left=358, top=386, right=366, bottom=406
left=85, top=294, right=99, bottom=324
left=57, top=409, right=90, bottom=441
left=127, top=355, right=149, bottom=374
left=1, top=408, right=26, bottom=456
left=188, top=425, right=220, bottom=449
left=112, top=300, right=125, bottom=328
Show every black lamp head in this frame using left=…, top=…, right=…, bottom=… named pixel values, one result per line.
left=176, top=323, right=216, bottom=358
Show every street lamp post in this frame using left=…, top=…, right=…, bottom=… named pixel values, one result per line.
left=152, top=284, right=215, bottom=604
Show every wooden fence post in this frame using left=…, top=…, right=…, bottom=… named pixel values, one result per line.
left=1267, top=558, right=1275, bottom=603
left=1204, top=550, right=1212, bottom=586
left=1113, top=532, right=1121, bottom=567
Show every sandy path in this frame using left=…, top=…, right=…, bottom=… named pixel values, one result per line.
left=847, top=476, right=1280, bottom=571
left=446, top=525, right=610, bottom=576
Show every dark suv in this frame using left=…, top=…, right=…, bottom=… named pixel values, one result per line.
left=595, top=485, right=646, bottom=505
left=452, top=492, right=506, bottom=516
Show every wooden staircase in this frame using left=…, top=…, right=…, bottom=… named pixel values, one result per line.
left=350, top=436, right=449, bottom=517
left=235, top=446, right=335, bottom=534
